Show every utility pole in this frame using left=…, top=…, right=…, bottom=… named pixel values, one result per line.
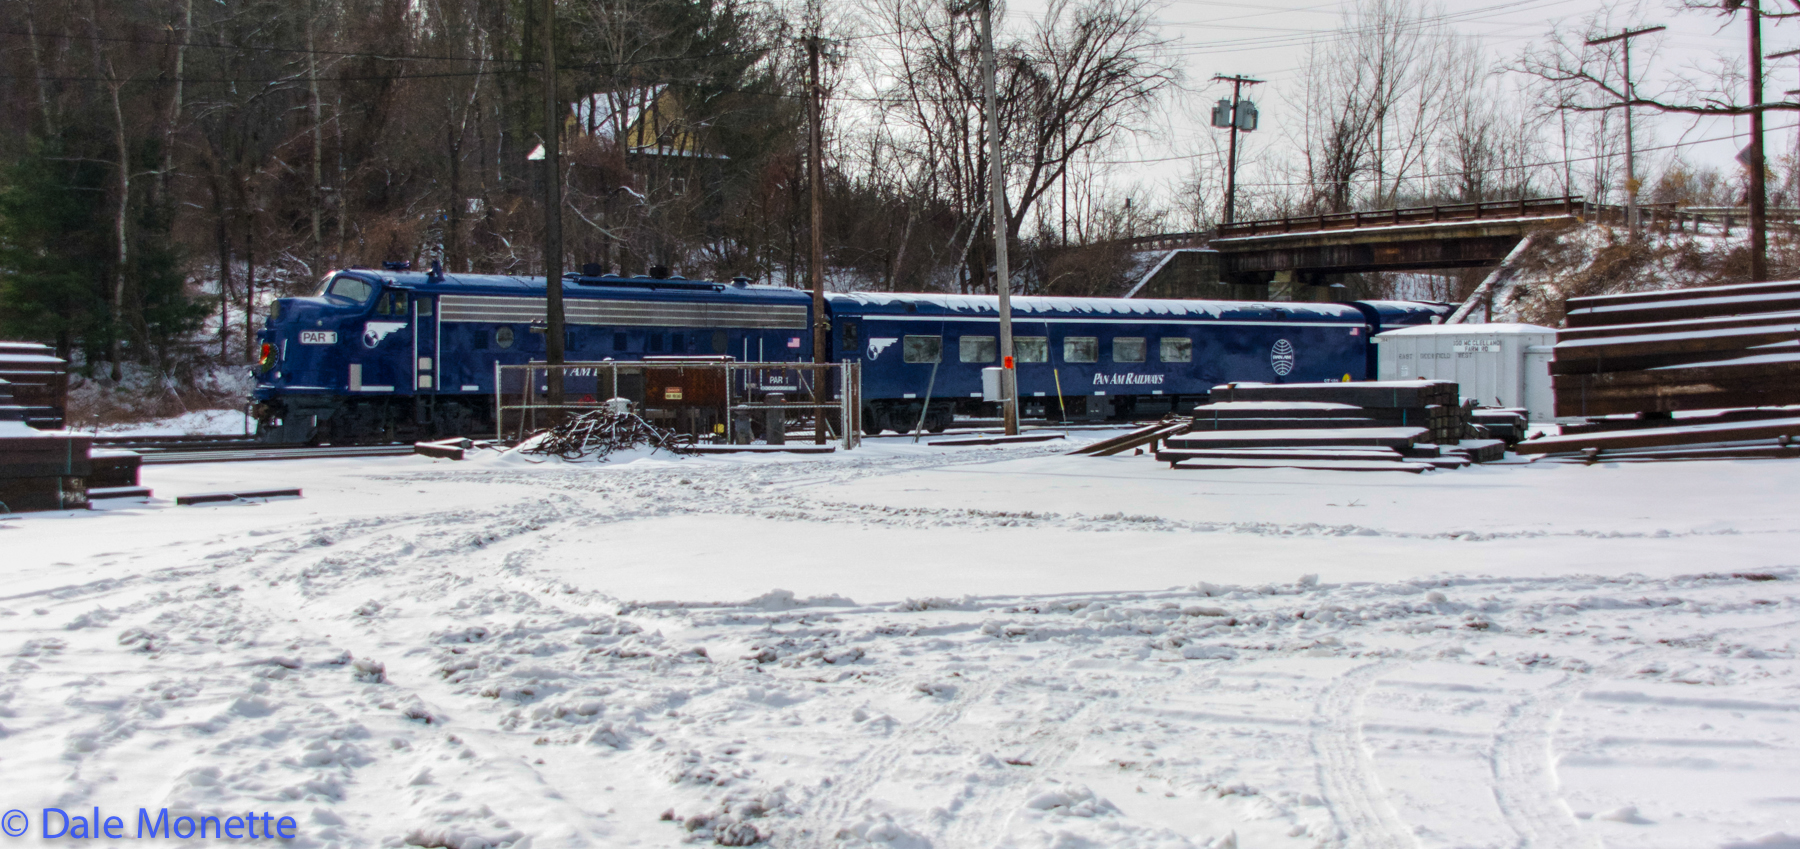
left=1213, top=74, right=1261, bottom=225
left=1746, top=1, right=1768, bottom=281
left=980, top=0, right=1016, bottom=435
left=542, top=0, right=565, bottom=410
left=1771, top=46, right=1800, bottom=240
left=1586, top=25, right=1664, bottom=238
left=808, top=30, right=829, bottom=444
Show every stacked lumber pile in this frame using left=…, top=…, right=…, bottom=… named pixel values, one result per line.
left=1126, top=381, right=1508, bottom=472
left=1552, top=279, right=1800, bottom=416
left=1468, top=408, right=1527, bottom=444
left=0, top=342, right=68, bottom=430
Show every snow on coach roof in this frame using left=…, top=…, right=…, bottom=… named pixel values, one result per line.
left=1376, top=322, right=1554, bottom=337
left=828, top=292, right=1363, bottom=321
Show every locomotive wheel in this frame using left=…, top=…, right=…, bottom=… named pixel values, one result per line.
left=861, top=405, right=886, bottom=436
left=926, top=408, right=949, bottom=433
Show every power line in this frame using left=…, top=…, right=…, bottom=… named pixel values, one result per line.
left=1127, top=119, right=1800, bottom=189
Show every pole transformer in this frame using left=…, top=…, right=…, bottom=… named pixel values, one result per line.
left=1212, top=75, right=1261, bottom=225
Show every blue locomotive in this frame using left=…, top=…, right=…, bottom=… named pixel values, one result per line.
left=251, top=265, right=1447, bottom=442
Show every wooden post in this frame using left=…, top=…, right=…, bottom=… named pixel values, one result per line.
left=808, top=33, right=828, bottom=444
left=542, top=0, right=566, bottom=413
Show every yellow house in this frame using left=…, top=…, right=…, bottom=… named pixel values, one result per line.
left=572, top=85, right=725, bottom=160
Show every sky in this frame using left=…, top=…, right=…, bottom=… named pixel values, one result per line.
left=831, top=0, right=1800, bottom=226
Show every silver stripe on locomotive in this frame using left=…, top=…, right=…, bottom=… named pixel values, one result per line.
left=438, top=295, right=808, bottom=329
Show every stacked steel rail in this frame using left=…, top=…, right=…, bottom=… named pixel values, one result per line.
left=1550, top=279, right=1800, bottom=416
left=1072, top=381, right=1510, bottom=472
left=1521, top=279, right=1800, bottom=461
left=0, top=342, right=67, bottom=430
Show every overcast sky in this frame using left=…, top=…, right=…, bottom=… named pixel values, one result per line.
left=857, top=0, right=1800, bottom=222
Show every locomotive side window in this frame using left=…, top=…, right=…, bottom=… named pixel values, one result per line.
left=495, top=327, right=515, bottom=348
left=1063, top=337, right=1097, bottom=363
left=322, top=275, right=374, bottom=303
left=672, top=332, right=686, bottom=353
left=1015, top=337, right=1048, bottom=363
left=473, top=331, right=488, bottom=350
left=1113, top=338, right=1146, bottom=363
left=647, top=333, right=663, bottom=354
left=902, top=335, right=941, bottom=364
left=959, top=336, right=996, bottom=363
left=711, top=330, right=727, bottom=353
left=614, top=332, right=628, bottom=352
left=374, top=290, right=408, bottom=316
left=1160, top=337, right=1193, bottom=363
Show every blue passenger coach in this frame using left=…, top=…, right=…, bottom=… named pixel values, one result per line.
left=253, top=267, right=812, bottom=443
left=826, top=293, right=1425, bottom=433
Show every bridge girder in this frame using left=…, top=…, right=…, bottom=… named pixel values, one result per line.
left=1211, top=217, right=1571, bottom=283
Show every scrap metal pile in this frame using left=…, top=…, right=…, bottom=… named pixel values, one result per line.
left=1520, top=279, right=1800, bottom=463
left=1074, top=381, right=1513, bottom=473
left=517, top=409, right=698, bottom=461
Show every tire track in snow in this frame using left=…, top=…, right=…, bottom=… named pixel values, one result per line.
left=787, top=676, right=1003, bottom=848
left=1490, top=675, right=1592, bottom=849
left=938, top=679, right=1107, bottom=847
left=1312, top=661, right=1416, bottom=849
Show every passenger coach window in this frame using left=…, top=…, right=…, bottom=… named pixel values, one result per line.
left=903, top=335, right=942, bottom=364
left=842, top=322, right=860, bottom=349
left=1113, top=338, right=1146, bottom=363
left=322, top=275, right=374, bottom=303
left=1160, top=338, right=1193, bottom=363
left=1015, top=337, right=1048, bottom=363
left=959, top=336, right=996, bottom=363
left=1063, top=337, right=1097, bottom=363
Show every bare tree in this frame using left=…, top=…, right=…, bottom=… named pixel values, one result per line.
left=864, top=0, right=1176, bottom=291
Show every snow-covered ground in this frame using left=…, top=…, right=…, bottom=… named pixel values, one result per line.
left=3, top=436, right=1798, bottom=848
left=89, top=408, right=254, bottom=437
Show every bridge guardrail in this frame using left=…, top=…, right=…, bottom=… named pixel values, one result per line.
left=1215, top=196, right=1585, bottom=239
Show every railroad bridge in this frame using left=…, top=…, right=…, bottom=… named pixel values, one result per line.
left=1124, top=197, right=1590, bottom=302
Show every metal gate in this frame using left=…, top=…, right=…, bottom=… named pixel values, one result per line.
left=495, top=359, right=861, bottom=450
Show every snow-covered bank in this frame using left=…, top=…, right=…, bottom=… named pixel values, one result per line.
left=2, top=440, right=1797, bottom=847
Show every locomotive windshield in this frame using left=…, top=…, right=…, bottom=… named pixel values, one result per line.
left=320, top=274, right=375, bottom=304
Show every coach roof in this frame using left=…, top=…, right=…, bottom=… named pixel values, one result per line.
left=330, top=269, right=810, bottom=303
left=826, top=292, right=1365, bottom=323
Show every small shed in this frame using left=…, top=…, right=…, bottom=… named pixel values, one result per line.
left=1374, top=323, right=1558, bottom=422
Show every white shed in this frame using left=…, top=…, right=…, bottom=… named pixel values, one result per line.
left=1374, top=323, right=1559, bottom=422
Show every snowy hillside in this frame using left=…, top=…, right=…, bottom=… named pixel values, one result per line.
left=3, top=438, right=1797, bottom=848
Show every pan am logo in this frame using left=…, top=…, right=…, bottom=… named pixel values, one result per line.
left=1270, top=339, right=1296, bottom=376
left=867, top=337, right=898, bottom=359
left=362, top=321, right=407, bottom=349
